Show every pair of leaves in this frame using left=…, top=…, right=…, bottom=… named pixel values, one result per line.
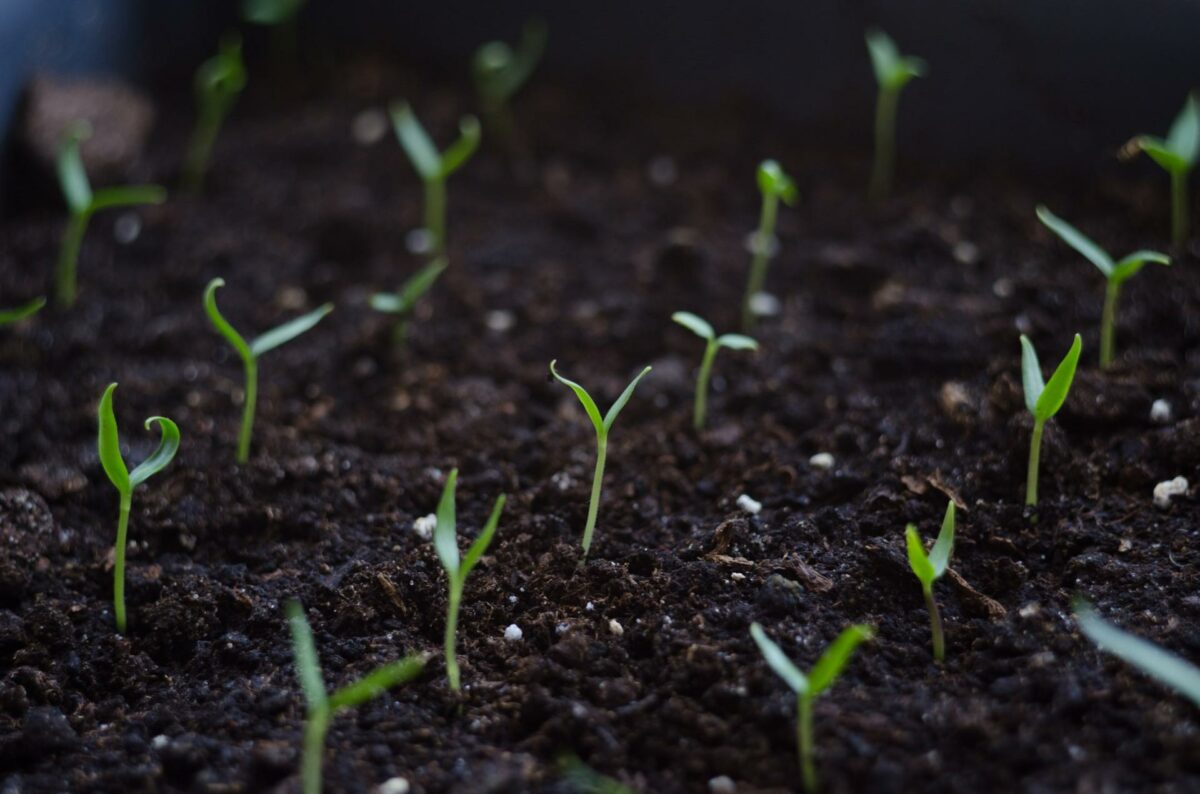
left=433, top=468, right=507, bottom=585
left=57, top=122, right=167, bottom=216
left=549, top=361, right=652, bottom=440
left=1020, top=333, right=1082, bottom=421
left=756, top=160, right=798, bottom=205
left=905, top=501, right=956, bottom=591
left=370, top=258, right=447, bottom=315
left=672, top=311, right=758, bottom=352
left=1037, top=205, right=1170, bottom=285
left=243, top=0, right=304, bottom=25
left=390, top=102, right=481, bottom=183
left=473, top=18, right=548, bottom=105
left=0, top=297, right=46, bottom=325
left=97, top=383, right=180, bottom=496
left=1134, top=92, right=1200, bottom=174
left=204, top=278, right=334, bottom=362
left=196, top=34, right=247, bottom=115
left=865, top=28, right=927, bottom=91
left=750, top=622, right=873, bottom=698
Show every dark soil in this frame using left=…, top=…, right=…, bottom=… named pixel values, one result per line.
left=1, top=54, right=1199, bottom=794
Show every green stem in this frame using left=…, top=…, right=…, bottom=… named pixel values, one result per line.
left=1026, top=418, right=1044, bottom=506
left=924, top=585, right=944, bottom=663
left=798, top=693, right=816, bottom=794
left=869, top=88, right=899, bottom=203
left=1100, top=281, right=1119, bottom=369
left=445, top=585, right=461, bottom=691
left=237, top=355, right=258, bottom=464
left=425, top=178, right=447, bottom=256
left=693, top=342, right=718, bottom=431
left=56, top=211, right=90, bottom=308
left=741, top=192, right=779, bottom=332
left=1171, top=169, right=1189, bottom=247
left=302, top=706, right=330, bottom=794
left=182, top=109, right=221, bottom=194
left=580, top=435, right=607, bottom=562
left=114, top=490, right=132, bottom=633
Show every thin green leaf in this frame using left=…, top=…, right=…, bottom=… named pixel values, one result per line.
left=749, top=622, right=808, bottom=695
left=1036, top=205, right=1113, bottom=276
left=716, top=333, right=759, bottom=351
left=473, top=18, right=548, bottom=104
left=1138, top=136, right=1188, bottom=173
left=757, top=160, right=798, bottom=204
left=549, top=360, right=604, bottom=435
left=390, top=101, right=441, bottom=182
left=243, top=0, right=304, bottom=25
left=1076, top=601, right=1200, bottom=708
left=438, top=116, right=481, bottom=178
left=1035, top=333, right=1082, bottom=420
left=369, top=293, right=404, bottom=314
left=1019, top=335, right=1044, bottom=415
left=602, top=366, right=652, bottom=431
left=866, top=29, right=925, bottom=90
left=671, top=311, right=714, bottom=340
left=97, top=383, right=130, bottom=494
left=929, top=501, right=955, bottom=577
left=196, top=33, right=247, bottom=111
left=434, top=469, right=460, bottom=576
left=89, top=185, right=167, bottom=213
left=1167, top=92, right=1200, bottom=166
left=1110, top=251, right=1170, bottom=286
left=808, top=624, right=874, bottom=697
left=57, top=121, right=93, bottom=214
left=128, top=416, right=180, bottom=488
left=461, top=494, right=505, bottom=579
left=203, top=278, right=253, bottom=363
left=399, top=257, right=448, bottom=306
left=285, top=600, right=327, bottom=712
left=0, top=297, right=46, bottom=325
left=905, top=525, right=934, bottom=589
left=327, top=654, right=426, bottom=711
left=249, top=303, right=333, bottom=357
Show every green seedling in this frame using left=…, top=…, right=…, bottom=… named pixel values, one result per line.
left=0, top=297, right=46, bottom=325
left=1075, top=600, right=1200, bottom=708
left=750, top=622, right=874, bottom=793
left=182, top=34, right=247, bottom=193
left=905, top=500, right=956, bottom=662
left=473, top=18, right=547, bottom=143
left=390, top=102, right=482, bottom=257
left=243, top=0, right=305, bottom=64
left=671, top=311, right=758, bottom=430
left=369, top=257, right=447, bottom=345
left=433, top=468, right=506, bottom=692
left=1020, top=333, right=1082, bottom=506
left=97, top=383, right=180, bottom=634
left=549, top=360, right=652, bottom=563
left=559, top=755, right=636, bottom=794
left=1036, top=205, right=1169, bottom=368
left=286, top=600, right=425, bottom=794
left=741, top=160, right=798, bottom=331
left=55, top=121, right=167, bottom=308
left=865, top=28, right=926, bottom=202
left=1125, top=92, right=1200, bottom=245
left=203, top=278, right=333, bottom=463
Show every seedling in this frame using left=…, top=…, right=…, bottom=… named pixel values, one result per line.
left=0, top=297, right=46, bottom=325
left=1036, top=205, right=1170, bottom=368
left=243, top=0, right=305, bottom=63
left=671, top=311, right=758, bottom=430
left=431, top=468, right=505, bottom=691
left=1020, top=333, right=1082, bottom=506
left=369, top=257, right=447, bottom=345
left=473, top=18, right=547, bottom=143
left=286, top=600, right=425, bottom=794
left=97, top=383, right=180, bottom=634
left=182, top=34, right=247, bottom=193
left=55, top=121, right=167, bottom=308
left=549, top=360, right=652, bottom=562
left=1075, top=600, right=1200, bottom=708
left=750, top=622, right=874, bottom=793
left=203, top=278, right=333, bottom=463
left=741, top=160, right=798, bottom=331
left=559, top=755, right=635, bottom=794
left=865, top=29, right=926, bottom=202
left=905, top=500, right=956, bottom=662
left=390, top=102, right=481, bottom=257
left=1125, top=92, right=1200, bottom=245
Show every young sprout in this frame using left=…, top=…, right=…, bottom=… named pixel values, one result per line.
left=741, top=160, right=798, bottom=331
left=549, top=360, right=653, bottom=563
left=369, top=257, right=447, bottom=346
left=432, top=468, right=506, bottom=692
left=390, top=102, right=482, bottom=257
left=1075, top=600, right=1200, bottom=708
left=1125, top=92, right=1199, bottom=245
left=1020, top=333, right=1082, bottom=506
left=97, top=383, right=180, bottom=634
left=203, top=278, right=333, bottom=464
left=905, top=500, right=956, bottom=662
left=750, top=622, right=874, bottom=793
left=182, top=34, right=247, bottom=193
left=286, top=600, right=425, bottom=794
left=472, top=18, right=547, bottom=143
left=55, top=121, right=167, bottom=308
left=1036, top=205, right=1170, bottom=368
left=0, top=297, right=46, bottom=325
left=242, top=0, right=305, bottom=63
left=865, top=28, right=926, bottom=202
left=671, top=311, right=758, bottom=430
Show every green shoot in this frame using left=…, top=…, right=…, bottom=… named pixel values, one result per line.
left=1075, top=600, right=1200, bottom=708
left=97, top=383, right=180, bottom=634
left=1036, top=205, right=1169, bottom=368
left=741, top=160, right=798, bottom=331
left=1126, top=92, right=1200, bottom=245
left=549, top=360, right=652, bottom=563
left=473, top=18, right=547, bottom=143
left=559, top=755, right=636, bottom=794
left=904, top=500, right=956, bottom=662
left=55, top=121, right=167, bottom=308
left=1020, top=333, right=1082, bottom=506
left=671, top=311, right=758, bottom=430
left=286, top=600, right=425, bottom=794
left=750, top=622, right=874, bottom=793
left=203, top=278, right=333, bottom=464
left=182, top=34, right=247, bottom=193
left=369, top=257, right=447, bottom=346
left=865, top=28, right=926, bottom=202
left=389, top=102, right=482, bottom=257
left=0, top=297, right=46, bottom=325
left=243, top=0, right=304, bottom=24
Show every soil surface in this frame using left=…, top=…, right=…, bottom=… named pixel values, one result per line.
left=1, top=54, right=1199, bottom=794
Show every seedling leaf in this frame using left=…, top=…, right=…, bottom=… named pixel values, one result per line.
left=1036, top=205, right=1113, bottom=276
left=672, top=311, right=714, bottom=340
left=549, top=360, right=604, bottom=433
left=249, top=303, right=334, bottom=356
left=57, top=122, right=93, bottom=214
left=286, top=600, right=328, bottom=711
left=865, top=28, right=926, bottom=90
left=905, top=525, right=935, bottom=587
left=808, top=624, right=874, bottom=696
left=89, top=185, right=168, bottom=213
left=439, top=116, right=482, bottom=177
left=602, top=366, right=653, bottom=431
left=1035, top=333, right=1082, bottom=420
left=98, top=383, right=130, bottom=493
left=461, top=494, right=506, bottom=578
left=243, top=0, right=304, bottom=25
left=390, top=102, right=441, bottom=181
left=473, top=18, right=548, bottom=105
left=1111, top=251, right=1171, bottom=286
left=0, top=297, right=46, bottom=325
left=749, top=622, right=807, bottom=694
left=1019, top=335, right=1045, bottom=415
left=928, top=500, right=955, bottom=577
left=1167, top=92, right=1200, bottom=165
left=327, top=655, right=426, bottom=710
left=716, top=333, right=759, bottom=351
left=203, top=279, right=253, bottom=361
left=434, top=469, right=461, bottom=575
left=127, top=417, right=181, bottom=487
left=757, top=160, right=798, bottom=205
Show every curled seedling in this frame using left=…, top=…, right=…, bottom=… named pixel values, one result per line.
left=742, top=160, right=798, bottom=331
left=1020, top=333, right=1082, bottom=506
left=671, top=311, right=758, bottom=430
left=55, top=121, right=167, bottom=308
left=390, top=102, right=481, bottom=257
left=97, top=383, right=180, bottom=634
left=1037, top=205, right=1169, bottom=368
left=182, top=34, right=247, bottom=193
left=905, top=500, right=956, bottom=662
left=473, top=18, right=547, bottom=144
left=750, top=622, right=873, bottom=793
left=0, top=297, right=46, bottom=325
left=369, top=257, right=447, bottom=346
left=203, top=278, right=333, bottom=463
left=865, top=28, right=926, bottom=202
left=549, top=360, right=652, bottom=563
left=287, top=600, right=425, bottom=794
left=1124, top=92, right=1200, bottom=245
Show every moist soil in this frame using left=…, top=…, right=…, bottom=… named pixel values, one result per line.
left=0, top=55, right=1199, bottom=794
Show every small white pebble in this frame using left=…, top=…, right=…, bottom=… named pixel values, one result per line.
left=352, top=108, right=389, bottom=146
left=992, top=277, right=1014, bottom=298
left=1018, top=602, right=1040, bottom=619
left=507, top=595, right=518, bottom=604
left=1150, top=399, right=1173, bottom=423
left=376, top=778, right=410, bottom=794
left=708, top=776, right=737, bottom=794
left=551, top=471, right=574, bottom=492
left=151, top=734, right=169, bottom=750
left=405, top=228, right=434, bottom=255
left=736, top=494, right=762, bottom=515
left=1153, top=476, right=1189, bottom=508
left=747, top=291, right=781, bottom=318
left=608, top=619, right=624, bottom=636
left=412, top=513, right=437, bottom=541
left=113, top=212, right=142, bottom=244
left=730, top=572, right=746, bottom=582
left=504, top=624, right=523, bottom=642
left=646, top=155, right=678, bottom=187
left=585, top=601, right=595, bottom=611
left=952, top=240, right=979, bottom=265
left=809, top=452, right=835, bottom=470
left=555, top=622, right=569, bottom=635
left=485, top=309, right=516, bottom=333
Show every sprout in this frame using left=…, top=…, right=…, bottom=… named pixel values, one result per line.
left=432, top=468, right=505, bottom=691
left=203, top=278, right=333, bottom=463
left=473, top=18, right=547, bottom=143
left=242, top=0, right=304, bottom=25
left=741, top=160, right=798, bottom=331
left=750, top=622, right=873, bottom=793
left=1075, top=600, right=1200, bottom=708
left=55, top=121, right=167, bottom=308
left=559, top=755, right=635, bottom=793
left=1125, top=92, right=1200, bottom=245
left=905, top=500, right=956, bottom=662
left=369, top=257, right=447, bottom=346
left=1020, top=333, right=1082, bottom=506
left=865, top=28, right=926, bottom=202
left=182, top=34, right=247, bottom=193
left=286, top=600, right=425, bottom=794
left=97, top=383, right=180, bottom=634
left=389, top=102, right=482, bottom=257
left=0, top=297, right=46, bottom=325
left=671, top=311, right=758, bottom=430
left=1036, top=205, right=1170, bottom=368
left=549, top=360, right=653, bottom=563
